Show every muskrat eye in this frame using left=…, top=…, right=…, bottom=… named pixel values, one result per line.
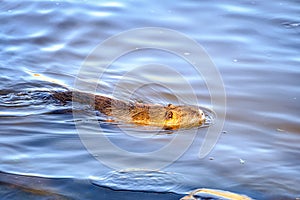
left=166, top=111, right=173, bottom=119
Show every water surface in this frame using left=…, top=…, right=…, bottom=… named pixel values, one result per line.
left=1, top=0, right=300, bottom=199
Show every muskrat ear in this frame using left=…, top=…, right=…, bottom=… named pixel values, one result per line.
left=167, top=104, right=175, bottom=109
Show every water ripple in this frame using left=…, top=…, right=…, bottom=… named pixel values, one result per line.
left=91, top=169, right=184, bottom=193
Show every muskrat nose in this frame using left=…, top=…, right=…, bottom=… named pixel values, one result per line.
left=199, top=109, right=205, bottom=121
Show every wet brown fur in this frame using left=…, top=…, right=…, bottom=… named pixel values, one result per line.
left=53, top=91, right=205, bottom=130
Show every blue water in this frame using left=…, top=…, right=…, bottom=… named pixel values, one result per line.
left=1, top=0, right=300, bottom=199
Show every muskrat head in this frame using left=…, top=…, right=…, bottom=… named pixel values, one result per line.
left=163, top=104, right=206, bottom=130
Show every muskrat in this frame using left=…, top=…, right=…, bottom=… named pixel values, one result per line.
left=53, top=91, right=205, bottom=130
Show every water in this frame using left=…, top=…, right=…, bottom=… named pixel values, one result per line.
left=1, top=0, right=300, bottom=199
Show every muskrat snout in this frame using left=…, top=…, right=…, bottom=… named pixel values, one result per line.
left=199, top=109, right=206, bottom=122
